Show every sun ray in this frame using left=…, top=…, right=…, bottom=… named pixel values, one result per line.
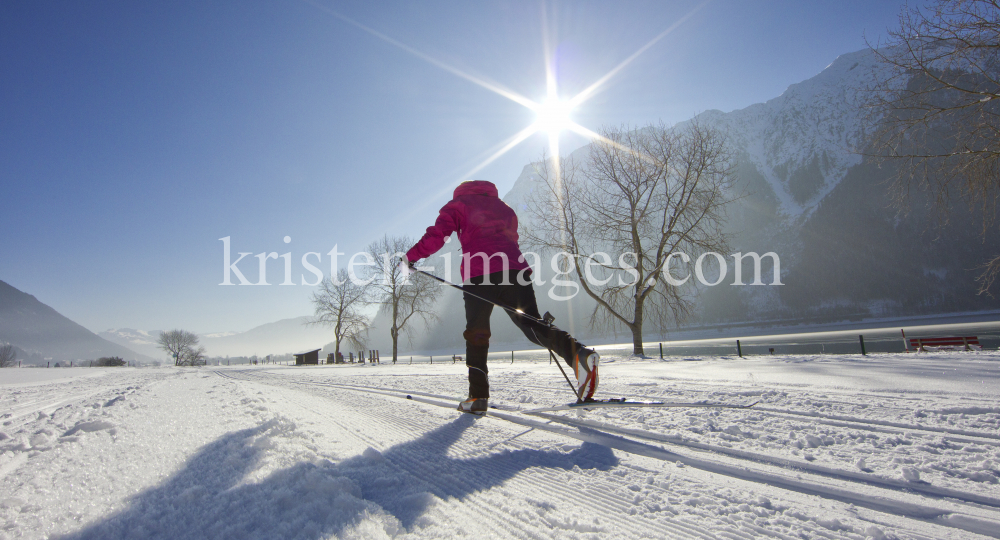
left=304, top=0, right=540, bottom=111
left=308, top=0, right=707, bottom=227
left=567, top=122, right=658, bottom=164
left=371, top=124, right=542, bottom=236
left=458, top=124, right=540, bottom=180
left=568, top=0, right=712, bottom=109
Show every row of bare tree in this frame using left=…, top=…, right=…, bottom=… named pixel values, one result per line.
left=310, top=236, right=440, bottom=363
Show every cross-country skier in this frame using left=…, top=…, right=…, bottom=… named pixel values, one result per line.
left=400, top=180, right=599, bottom=414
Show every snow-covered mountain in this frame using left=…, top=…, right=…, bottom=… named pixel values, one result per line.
left=698, top=48, right=875, bottom=217
left=99, top=328, right=164, bottom=360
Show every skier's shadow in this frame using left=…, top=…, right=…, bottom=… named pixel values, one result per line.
left=57, top=414, right=618, bottom=539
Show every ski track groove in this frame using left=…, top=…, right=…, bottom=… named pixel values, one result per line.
left=501, top=378, right=1000, bottom=443
left=219, top=371, right=540, bottom=539
left=529, top=410, right=1000, bottom=511
left=1, top=391, right=103, bottom=424
left=217, top=370, right=1000, bottom=539
left=296, top=377, right=1000, bottom=508
left=222, top=370, right=728, bottom=539
left=269, top=376, right=711, bottom=539
left=301, top=377, right=1000, bottom=538
left=312, top=383, right=1000, bottom=507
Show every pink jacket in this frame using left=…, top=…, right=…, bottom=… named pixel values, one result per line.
left=406, top=180, right=530, bottom=281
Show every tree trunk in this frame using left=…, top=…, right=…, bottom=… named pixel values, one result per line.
left=632, top=296, right=645, bottom=356
left=390, top=325, right=398, bottom=363
left=631, top=327, right=644, bottom=356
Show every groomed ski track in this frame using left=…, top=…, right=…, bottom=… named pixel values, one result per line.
left=215, top=366, right=1000, bottom=539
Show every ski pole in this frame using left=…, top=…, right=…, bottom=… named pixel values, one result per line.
left=413, top=267, right=553, bottom=327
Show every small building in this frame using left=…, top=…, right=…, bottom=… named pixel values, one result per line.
left=294, top=349, right=320, bottom=365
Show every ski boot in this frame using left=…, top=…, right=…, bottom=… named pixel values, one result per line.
left=458, top=397, right=489, bottom=415
left=573, top=348, right=600, bottom=401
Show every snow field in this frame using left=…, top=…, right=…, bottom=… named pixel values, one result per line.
left=0, top=351, right=998, bottom=539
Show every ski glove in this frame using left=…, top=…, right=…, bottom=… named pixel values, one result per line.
left=397, top=258, right=415, bottom=277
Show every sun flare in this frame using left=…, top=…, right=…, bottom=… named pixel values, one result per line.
left=534, top=97, right=574, bottom=135
left=309, top=1, right=705, bottom=191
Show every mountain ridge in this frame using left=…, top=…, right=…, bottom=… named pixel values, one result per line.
left=0, top=279, right=156, bottom=364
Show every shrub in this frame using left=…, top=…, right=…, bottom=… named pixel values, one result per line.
left=95, top=356, right=127, bottom=367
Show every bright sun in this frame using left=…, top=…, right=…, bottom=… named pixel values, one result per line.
left=534, top=97, right=574, bottom=135
left=311, top=1, right=697, bottom=183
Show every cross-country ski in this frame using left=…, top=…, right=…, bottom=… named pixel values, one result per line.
left=522, top=398, right=760, bottom=413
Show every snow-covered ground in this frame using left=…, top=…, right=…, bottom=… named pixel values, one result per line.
left=2, top=351, right=999, bottom=539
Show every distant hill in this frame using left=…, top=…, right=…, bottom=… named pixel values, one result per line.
left=98, top=328, right=165, bottom=360
left=198, top=316, right=335, bottom=358
left=101, top=317, right=337, bottom=360
left=0, top=280, right=156, bottom=364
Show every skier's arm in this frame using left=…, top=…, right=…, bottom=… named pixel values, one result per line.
left=405, top=202, right=461, bottom=262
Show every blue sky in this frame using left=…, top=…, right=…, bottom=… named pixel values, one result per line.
left=1, top=1, right=905, bottom=334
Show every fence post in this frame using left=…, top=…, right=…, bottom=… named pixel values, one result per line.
left=859, top=335, right=867, bottom=356
left=659, top=343, right=663, bottom=359
left=737, top=340, right=742, bottom=358
left=430, top=356, right=433, bottom=364
left=511, top=351, right=514, bottom=364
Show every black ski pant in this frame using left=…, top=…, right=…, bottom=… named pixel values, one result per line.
left=463, top=270, right=587, bottom=399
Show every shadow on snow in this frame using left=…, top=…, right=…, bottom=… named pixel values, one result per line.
left=57, top=414, right=618, bottom=539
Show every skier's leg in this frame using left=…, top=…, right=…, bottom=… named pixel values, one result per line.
left=504, top=278, right=580, bottom=359
left=504, top=277, right=600, bottom=399
left=464, top=279, right=495, bottom=399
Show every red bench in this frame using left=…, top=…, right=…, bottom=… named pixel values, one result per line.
left=908, top=336, right=981, bottom=352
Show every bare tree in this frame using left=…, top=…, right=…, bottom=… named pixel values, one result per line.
left=182, top=346, right=207, bottom=367
left=0, top=343, right=16, bottom=368
left=364, top=235, right=441, bottom=362
left=866, top=0, right=1000, bottom=291
left=310, top=268, right=371, bottom=361
left=522, top=121, right=735, bottom=355
left=157, top=329, right=205, bottom=366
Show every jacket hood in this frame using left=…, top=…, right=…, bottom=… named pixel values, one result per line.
left=454, top=180, right=498, bottom=198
